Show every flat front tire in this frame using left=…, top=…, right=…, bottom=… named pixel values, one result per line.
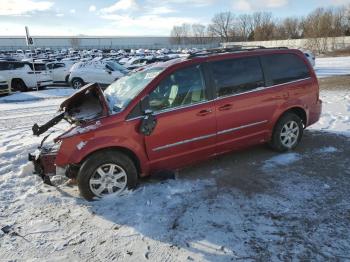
left=77, top=150, right=138, bottom=201
left=270, top=113, right=303, bottom=152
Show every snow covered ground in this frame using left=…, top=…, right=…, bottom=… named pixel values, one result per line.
left=315, top=56, right=350, bottom=78
left=0, top=58, right=350, bottom=261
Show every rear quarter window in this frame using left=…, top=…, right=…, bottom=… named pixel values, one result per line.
left=261, top=53, right=310, bottom=86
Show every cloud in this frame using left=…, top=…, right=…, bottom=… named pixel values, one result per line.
left=100, top=0, right=138, bottom=14
left=56, top=13, right=64, bottom=17
left=0, top=0, right=53, bottom=16
left=156, top=0, right=215, bottom=7
left=69, top=9, right=76, bottom=14
left=99, top=13, right=198, bottom=35
left=232, top=0, right=288, bottom=11
left=233, top=0, right=252, bottom=11
left=148, top=6, right=176, bottom=15
left=89, top=5, right=97, bottom=12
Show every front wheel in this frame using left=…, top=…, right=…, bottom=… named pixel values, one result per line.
left=77, top=150, right=138, bottom=201
left=269, top=113, right=303, bottom=152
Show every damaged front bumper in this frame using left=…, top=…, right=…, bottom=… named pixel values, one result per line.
left=28, top=150, right=57, bottom=186
left=29, top=139, right=80, bottom=186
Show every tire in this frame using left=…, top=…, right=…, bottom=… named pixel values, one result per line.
left=71, top=78, right=84, bottom=89
left=77, top=150, right=138, bottom=201
left=269, top=112, right=303, bottom=152
left=11, top=79, right=27, bottom=92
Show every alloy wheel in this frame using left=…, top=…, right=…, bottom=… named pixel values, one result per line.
left=89, top=163, right=127, bottom=197
left=280, top=120, right=300, bottom=148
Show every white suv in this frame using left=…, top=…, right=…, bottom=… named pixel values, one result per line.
left=0, top=61, right=53, bottom=91
left=68, top=60, right=128, bottom=89
left=46, top=61, right=75, bottom=83
left=0, top=75, right=10, bottom=95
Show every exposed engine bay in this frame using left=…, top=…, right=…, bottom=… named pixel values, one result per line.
left=29, top=83, right=109, bottom=185
left=32, top=83, right=108, bottom=136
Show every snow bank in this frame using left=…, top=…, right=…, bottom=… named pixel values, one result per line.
left=309, top=89, right=350, bottom=137
left=0, top=88, right=75, bottom=103
left=315, top=56, right=350, bottom=78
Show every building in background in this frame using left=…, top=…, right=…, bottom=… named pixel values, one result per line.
left=0, top=36, right=220, bottom=50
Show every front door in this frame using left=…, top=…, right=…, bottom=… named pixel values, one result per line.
left=145, top=64, right=217, bottom=171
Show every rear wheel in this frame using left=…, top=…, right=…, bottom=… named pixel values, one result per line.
left=71, top=78, right=84, bottom=89
left=11, top=79, right=27, bottom=92
left=77, top=150, right=138, bottom=201
left=270, top=113, right=303, bottom=152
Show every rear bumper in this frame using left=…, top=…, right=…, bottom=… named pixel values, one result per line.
left=308, top=99, right=322, bottom=126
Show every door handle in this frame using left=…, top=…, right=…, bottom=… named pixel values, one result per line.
left=218, top=104, right=233, bottom=111
left=197, top=109, right=212, bottom=116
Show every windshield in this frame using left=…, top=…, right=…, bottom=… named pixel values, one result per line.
left=104, top=67, right=164, bottom=113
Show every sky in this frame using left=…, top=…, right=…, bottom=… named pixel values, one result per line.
left=0, top=0, right=349, bottom=36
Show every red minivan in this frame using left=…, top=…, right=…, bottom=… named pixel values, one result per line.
left=29, top=47, right=322, bottom=200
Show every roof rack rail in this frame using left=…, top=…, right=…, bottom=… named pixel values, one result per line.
left=187, top=46, right=289, bottom=59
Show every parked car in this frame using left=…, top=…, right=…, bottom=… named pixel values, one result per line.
left=46, top=61, right=75, bottom=83
left=0, top=75, right=10, bottom=95
left=29, top=47, right=322, bottom=200
left=303, top=51, right=315, bottom=67
left=0, top=61, right=53, bottom=91
left=123, top=57, right=148, bottom=70
left=68, top=60, right=127, bottom=89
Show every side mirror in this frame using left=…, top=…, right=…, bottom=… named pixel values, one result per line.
left=139, top=95, right=157, bottom=136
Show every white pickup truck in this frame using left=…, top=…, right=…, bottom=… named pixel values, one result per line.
left=0, top=61, right=53, bottom=91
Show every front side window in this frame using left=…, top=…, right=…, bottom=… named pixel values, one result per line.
left=261, top=53, right=310, bottom=86
left=148, top=65, right=206, bottom=112
left=211, top=56, right=264, bottom=97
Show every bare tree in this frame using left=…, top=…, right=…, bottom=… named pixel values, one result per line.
left=170, top=23, right=191, bottom=44
left=252, top=12, right=275, bottom=41
left=170, top=26, right=184, bottom=45
left=283, top=17, right=300, bottom=39
left=192, top=24, right=206, bottom=44
left=237, top=14, right=254, bottom=41
left=208, top=12, right=235, bottom=42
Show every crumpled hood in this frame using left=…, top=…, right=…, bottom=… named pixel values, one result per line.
left=60, top=83, right=109, bottom=123
left=32, top=83, right=110, bottom=137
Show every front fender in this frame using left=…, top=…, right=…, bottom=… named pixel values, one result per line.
left=55, top=134, right=149, bottom=175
